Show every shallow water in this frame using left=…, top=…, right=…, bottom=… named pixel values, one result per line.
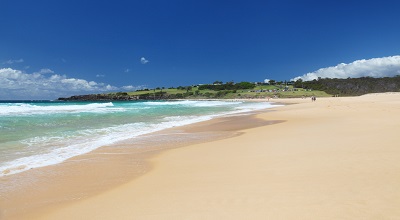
left=0, top=100, right=280, bottom=176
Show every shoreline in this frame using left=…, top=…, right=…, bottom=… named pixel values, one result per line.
left=0, top=99, right=277, bottom=178
left=0, top=103, right=280, bottom=219
left=3, top=93, right=400, bottom=219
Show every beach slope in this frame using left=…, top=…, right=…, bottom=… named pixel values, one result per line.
left=38, top=93, right=400, bottom=220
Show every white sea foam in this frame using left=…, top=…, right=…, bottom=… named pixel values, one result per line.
left=190, top=101, right=242, bottom=107
left=0, top=102, right=119, bottom=116
left=144, top=100, right=242, bottom=107
left=234, top=102, right=283, bottom=111
left=0, top=100, right=283, bottom=176
left=0, top=113, right=220, bottom=176
left=144, top=100, right=193, bottom=106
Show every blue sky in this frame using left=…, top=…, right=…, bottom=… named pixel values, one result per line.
left=1, top=0, right=400, bottom=99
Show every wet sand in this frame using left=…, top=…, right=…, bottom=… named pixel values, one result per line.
left=3, top=93, right=400, bottom=219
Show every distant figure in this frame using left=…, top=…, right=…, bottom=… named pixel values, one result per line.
left=311, top=96, right=316, bottom=102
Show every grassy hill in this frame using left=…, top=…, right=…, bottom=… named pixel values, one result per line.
left=118, top=84, right=331, bottom=100
left=59, top=76, right=400, bottom=101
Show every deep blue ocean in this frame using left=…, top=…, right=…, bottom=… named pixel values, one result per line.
left=0, top=100, right=280, bottom=176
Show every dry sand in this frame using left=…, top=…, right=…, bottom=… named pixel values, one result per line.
left=7, top=93, right=400, bottom=219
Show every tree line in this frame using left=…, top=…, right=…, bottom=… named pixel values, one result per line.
left=198, top=81, right=255, bottom=91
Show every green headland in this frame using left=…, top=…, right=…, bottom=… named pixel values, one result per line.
left=58, top=76, right=400, bottom=101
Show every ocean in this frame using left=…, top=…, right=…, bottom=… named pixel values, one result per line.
left=0, top=100, right=280, bottom=177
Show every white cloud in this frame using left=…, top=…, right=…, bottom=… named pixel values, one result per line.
left=264, top=79, right=271, bottom=83
left=36, top=68, right=54, bottom=74
left=140, top=57, right=149, bottom=64
left=3, top=58, right=24, bottom=65
left=96, top=74, right=105, bottom=78
left=122, top=85, right=135, bottom=90
left=0, top=68, right=135, bottom=100
left=291, top=55, right=400, bottom=81
left=121, top=85, right=146, bottom=91
left=125, top=68, right=130, bottom=73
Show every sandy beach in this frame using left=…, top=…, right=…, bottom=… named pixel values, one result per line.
left=4, top=93, right=400, bottom=219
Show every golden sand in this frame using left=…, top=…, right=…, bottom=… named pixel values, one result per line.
left=5, top=93, right=400, bottom=219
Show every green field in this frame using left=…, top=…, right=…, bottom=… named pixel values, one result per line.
left=116, top=84, right=332, bottom=99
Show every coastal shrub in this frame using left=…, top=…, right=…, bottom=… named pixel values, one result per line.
left=204, top=92, right=213, bottom=98
left=175, top=93, right=184, bottom=98
left=215, top=90, right=232, bottom=97
left=138, top=93, right=152, bottom=99
left=295, top=76, right=400, bottom=96
left=198, top=81, right=255, bottom=91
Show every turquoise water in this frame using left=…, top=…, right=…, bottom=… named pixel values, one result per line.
left=0, top=100, right=280, bottom=176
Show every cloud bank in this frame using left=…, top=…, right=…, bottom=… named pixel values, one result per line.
left=0, top=68, right=141, bottom=100
left=291, top=55, right=400, bottom=81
